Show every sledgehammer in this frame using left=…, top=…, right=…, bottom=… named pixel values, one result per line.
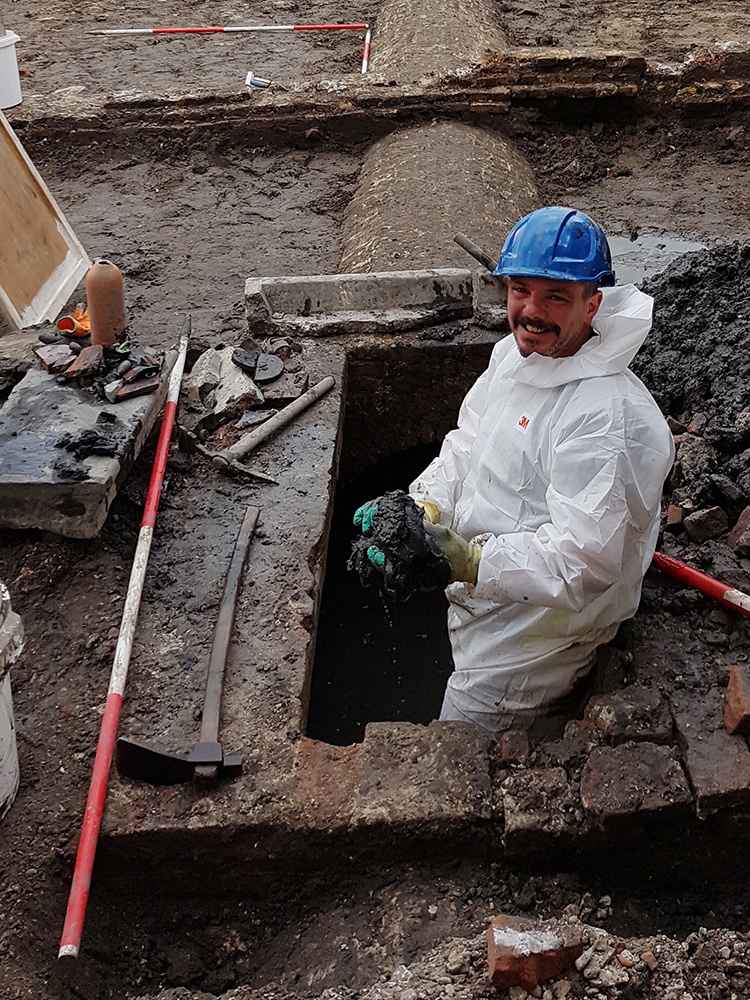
left=115, top=505, right=259, bottom=785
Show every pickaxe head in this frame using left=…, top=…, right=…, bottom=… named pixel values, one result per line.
left=115, top=736, right=242, bottom=785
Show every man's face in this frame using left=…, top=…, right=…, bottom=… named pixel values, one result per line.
left=507, top=276, right=603, bottom=359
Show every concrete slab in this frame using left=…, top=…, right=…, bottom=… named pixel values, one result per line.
left=245, top=269, right=475, bottom=338
left=0, top=353, right=174, bottom=538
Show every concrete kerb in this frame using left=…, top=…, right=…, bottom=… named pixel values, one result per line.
left=245, top=269, right=506, bottom=339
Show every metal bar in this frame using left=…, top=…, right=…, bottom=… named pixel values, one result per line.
left=200, top=506, right=259, bottom=746
left=58, top=318, right=190, bottom=960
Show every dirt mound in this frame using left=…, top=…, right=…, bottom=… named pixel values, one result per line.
left=632, top=242, right=750, bottom=518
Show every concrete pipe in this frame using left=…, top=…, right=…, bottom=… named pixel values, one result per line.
left=339, top=121, right=539, bottom=275
left=371, top=0, right=508, bottom=84
left=0, top=582, right=22, bottom=821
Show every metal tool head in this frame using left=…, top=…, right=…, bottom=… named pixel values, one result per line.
left=115, top=736, right=242, bottom=785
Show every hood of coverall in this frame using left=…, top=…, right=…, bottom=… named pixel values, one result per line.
left=509, top=283, right=654, bottom=388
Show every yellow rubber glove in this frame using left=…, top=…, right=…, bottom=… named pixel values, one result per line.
left=414, top=499, right=441, bottom=525
left=422, top=521, right=481, bottom=585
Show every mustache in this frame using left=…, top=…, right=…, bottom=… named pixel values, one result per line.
left=516, top=316, right=560, bottom=335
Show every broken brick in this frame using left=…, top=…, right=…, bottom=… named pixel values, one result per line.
left=487, top=914, right=583, bottom=991
left=666, top=503, right=686, bottom=533
left=498, top=729, right=529, bottom=763
left=580, top=743, right=691, bottom=823
left=501, top=767, right=579, bottom=855
left=33, top=343, right=76, bottom=374
left=584, top=685, right=673, bottom=746
left=724, top=665, right=750, bottom=735
left=728, top=506, right=750, bottom=549
left=63, top=343, right=104, bottom=379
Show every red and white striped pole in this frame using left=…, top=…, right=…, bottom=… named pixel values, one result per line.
left=360, top=26, right=371, bottom=74
left=87, top=23, right=368, bottom=35
left=652, top=551, right=750, bottom=619
left=58, top=318, right=190, bottom=959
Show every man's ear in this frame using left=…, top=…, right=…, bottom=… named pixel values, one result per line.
left=586, top=289, right=603, bottom=323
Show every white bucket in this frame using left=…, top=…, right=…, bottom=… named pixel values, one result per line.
left=0, top=31, right=22, bottom=110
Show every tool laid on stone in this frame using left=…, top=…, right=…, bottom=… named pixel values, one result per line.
left=177, top=425, right=278, bottom=484
left=652, top=551, right=750, bottom=620
left=212, top=374, right=335, bottom=473
left=59, top=317, right=190, bottom=960
left=454, top=232, right=498, bottom=273
left=115, top=504, right=259, bottom=785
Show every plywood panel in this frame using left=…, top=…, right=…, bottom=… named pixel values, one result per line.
left=0, top=112, right=90, bottom=330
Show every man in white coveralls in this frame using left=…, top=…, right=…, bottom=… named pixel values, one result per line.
left=354, top=206, right=675, bottom=738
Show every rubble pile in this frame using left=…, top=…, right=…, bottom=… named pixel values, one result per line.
left=632, top=243, right=750, bottom=558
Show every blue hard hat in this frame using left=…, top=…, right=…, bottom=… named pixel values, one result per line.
left=493, top=206, right=616, bottom=286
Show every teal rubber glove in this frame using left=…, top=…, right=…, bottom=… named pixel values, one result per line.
left=353, top=500, right=378, bottom=534
left=422, top=521, right=481, bottom=585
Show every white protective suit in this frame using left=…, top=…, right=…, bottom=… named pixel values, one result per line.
left=410, top=284, right=675, bottom=736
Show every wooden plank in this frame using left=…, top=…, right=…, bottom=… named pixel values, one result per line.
left=0, top=111, right=90, bottom=330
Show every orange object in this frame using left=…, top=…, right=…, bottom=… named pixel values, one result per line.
left=85, top=259, right=126, bottom=346
left=56, top=304, right=91, bottom=336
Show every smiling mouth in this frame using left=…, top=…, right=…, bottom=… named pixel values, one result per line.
left=518, top=320, right=558, bottom=336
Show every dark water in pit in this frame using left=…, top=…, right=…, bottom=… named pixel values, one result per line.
left=307, top=444, right=455, bottom=746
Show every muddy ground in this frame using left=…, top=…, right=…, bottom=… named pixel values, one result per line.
left=4, top=0, right=750, bottom=998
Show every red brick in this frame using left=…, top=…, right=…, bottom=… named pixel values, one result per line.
left=724, top=665, right=750, bottom=735
left=32, top=343, right=76, bottom=374
left=728, top=506, right=750, bottom=549
left=499, top=729, right=529, bottom=762
left=63, top=343, right=103, bottom=379
left=487, top=914, right=583, bottom=991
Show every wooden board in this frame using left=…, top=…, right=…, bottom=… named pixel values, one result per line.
left=0, top=111, right=90, bottom=331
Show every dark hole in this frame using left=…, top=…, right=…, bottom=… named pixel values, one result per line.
left=307, top=444, right=455, bottom=746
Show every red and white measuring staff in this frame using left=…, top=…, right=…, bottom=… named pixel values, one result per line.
left=58, top=321, right=190, bottom=960
left=87, top=23, right=368, bottom=35
left=360, top=26, right=371, bottom=74
left=652, top=551, right=750, bottom=619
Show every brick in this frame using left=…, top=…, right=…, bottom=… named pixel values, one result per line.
left=32, top=343, right=76, bottom=374
left=584, top=685, right=673, bottom=746
left=487, top=914, right=583, bottom=991
left=499, top=729, right=529, bottom=763
left=727, top=506, right=750, bottom=549
left=665, top=503, right=686, bottom=533
left=672, top=688, right=750, bottom=817
left=724, top=665, right=750, bottom=735
left=63, top=343, right=104, bottom=379
left=580, top=743, right=691, bottom=823
left=541, top=719, right=600, bottom=767
left=501, top=767, right=579, bottom=855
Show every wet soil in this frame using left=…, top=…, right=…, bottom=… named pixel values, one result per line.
left=4, top=1, right=750, bottom=998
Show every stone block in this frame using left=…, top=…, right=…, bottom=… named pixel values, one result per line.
left=501, top=767, right=579, bottom=855
left=202, top=347, right=264, bottom=430
left=580, top=743, right=692, bottom=823
left=683, top=506, right=728, bottom=542
left=0, top=358, right=172, bottom=537
left=487, top=914, right=583, bottom=991
left=672, top=688, right=750, bottom=817
left=584, top=685, right=673, bottom=746
left=724, top=665, right=750, bottom=735
left=244, top=269, right=474, bottom=338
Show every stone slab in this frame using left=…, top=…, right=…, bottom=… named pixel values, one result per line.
left=245, top=269, right=475, bottom=338
left=580, top=743, right=692, bottom=823
left=0, top=354, right=174, bottom=538
left=672, top=687, right=750, bottom=818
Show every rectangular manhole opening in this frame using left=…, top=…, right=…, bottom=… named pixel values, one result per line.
left=306, top=338, right=494, bottom=746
